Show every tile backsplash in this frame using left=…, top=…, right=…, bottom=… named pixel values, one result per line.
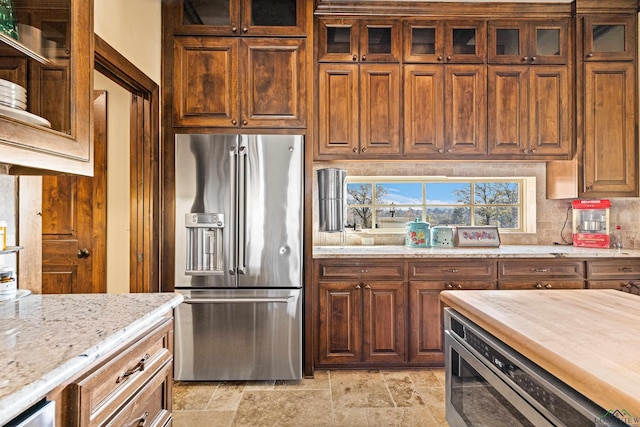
left=312, top=161, right=640, bottom=248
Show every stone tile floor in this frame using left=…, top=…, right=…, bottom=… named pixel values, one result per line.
left=173, top=369, right=448, bottom=426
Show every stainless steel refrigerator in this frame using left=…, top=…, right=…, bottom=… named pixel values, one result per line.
left=173, top=134, right=303, bottom=381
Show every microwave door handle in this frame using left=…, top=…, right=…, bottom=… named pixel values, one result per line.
left=237, top=144, right=247, bottom=275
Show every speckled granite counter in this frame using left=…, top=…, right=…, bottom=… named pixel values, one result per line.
left=0, top=292, right=183, bottom=425
left=314, top=245, right=640, bottom=258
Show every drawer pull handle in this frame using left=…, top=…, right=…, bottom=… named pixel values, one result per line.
left=532, top=268, right=549, bottom=273
left=621, top=267, right=633, bottom=272
left=133, top=411, right=149, bottom=427
left=117, top=353, right=150, bottom=383
left=444, top=268, right=460, bottom=273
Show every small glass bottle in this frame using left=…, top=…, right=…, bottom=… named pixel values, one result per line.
left=611, top=225, right=622, bottom=250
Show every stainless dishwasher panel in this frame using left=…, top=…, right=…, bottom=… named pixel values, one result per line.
left=5, top=400, right=55, bottom=427
left=174, top=288, right=302, bottom=381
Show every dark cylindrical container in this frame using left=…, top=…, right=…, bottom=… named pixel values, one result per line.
left=317, top=168, right=347, bottom=232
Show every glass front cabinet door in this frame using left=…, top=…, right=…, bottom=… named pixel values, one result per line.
left=488, top=20, right=568, bottom=65
left=318, top=18, right=400, bottom=63
left=0, top=0, right=92, bottom=174
left=175, top=0, right=306, bottom=36
left=582, top=15, right=636, bottom=61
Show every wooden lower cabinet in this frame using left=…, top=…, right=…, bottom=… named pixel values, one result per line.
left=409, top=280, right=495, bottom=364
left=317, top=280, right=405, bottom=365
left=50, top=316, right=174, bottom=426
left=499, top=280, right=584, bottom=290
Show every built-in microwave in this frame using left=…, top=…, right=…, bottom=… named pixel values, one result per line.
left=443, top=308, right=623, bottom=427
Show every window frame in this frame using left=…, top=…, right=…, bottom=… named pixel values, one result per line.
left=345, top=176, right=534, bottom=233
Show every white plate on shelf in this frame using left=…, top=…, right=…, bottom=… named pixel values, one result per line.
left=0, top=86, right=26, bottom=99
left=0, top=104, right=51, bottom=128
left=0, top=95, right=26, bottom=110
left=0, top=78, right=26, bottom=94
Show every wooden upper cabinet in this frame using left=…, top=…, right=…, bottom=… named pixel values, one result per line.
left=173, top=36, right=305, bottom=128
left=0, top=0, right=93, bottom=174
left=403, top=20, right=485, bottom=64
left=445, top=65, right=487, bottom=156
left=317, top=62, right=400, bottom=157
left=488, top=20, right=568, bottom=65
left=241, top=38, right=306, bottom=128
left=173, top=0, right=306, bottom=36
left=173, top=37, right=239, bottom=128
left=582, top=15, right=636, bottom=62
left=318, top=18, right=400, bottom=63
left=488, top=65, right=570, bottom=157
left=582, top=62, right=637, bottom=196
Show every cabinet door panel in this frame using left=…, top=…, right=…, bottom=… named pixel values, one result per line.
left=488, top=66, right=528, bottom=155
left=403, top=65, right=444, bottom=155
left=360, top=20, right=401, bottom=63
left=408, top=285, right=442, bottom=363
left=172, top=37, right=239, bottom=127
left=529, top=66, right=570, bottom=156
left=318, top=63, right=359, bottom=155
left=444, top=21, right=486, bottom=64
left=359, top=64, right=401, bottom=155
left=488, top=21, right=527, bottom=64
left=363, top=281, right=405, bottom=363
left=241, top=38, right=306, bottom=128
left=403, top=21, right=445, bottom=63
left=583, top=15, right=636, bottom=62
left=317, top=19, right=359, bottom=62
left=583, top=62, right=636, bottom=195
left=445, top=65, right=487, bottom=155
left=318, top=282, right=362, bottom=364
left=241, top=0, right=307, bottom=36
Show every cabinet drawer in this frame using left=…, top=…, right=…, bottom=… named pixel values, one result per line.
left=409, top=261, right=496, bottom=280
left=318, top=261, right=404, bottom=280
left=105, top=360, right=172, bottom=427
left=587, top=259, right=640, bottom=279
left=587, top=280, right=640, bottom=291
left=73, top=319, right=173, bottom=426
left=498, top=261, right=584, bottom=280
left=499, top=280, right=584, bottom=290
left=411, top=280, right=496, bottom=291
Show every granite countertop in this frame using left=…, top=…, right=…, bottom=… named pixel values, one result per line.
left=0, top=292, right=184, bottom=425
left=440, top=289, right=640, bottom=414
left=313, top=244, right=640, bottom=258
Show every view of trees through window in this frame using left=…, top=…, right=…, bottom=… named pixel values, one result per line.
left=346, top=179, right=522, bottom=231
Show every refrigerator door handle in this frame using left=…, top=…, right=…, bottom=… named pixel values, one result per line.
left=229, top=145, right=239, bottom=276
left=237, top=143, right=248, bottom=275
left=182, top=297, right=295, bottom=304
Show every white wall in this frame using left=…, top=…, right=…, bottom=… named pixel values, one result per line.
left=93, top=0, right=161, bottom=292
left=94, top=0, right=161, bottom=83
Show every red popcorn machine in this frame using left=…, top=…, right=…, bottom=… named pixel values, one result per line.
left=571, top=199, right=610, bottom=248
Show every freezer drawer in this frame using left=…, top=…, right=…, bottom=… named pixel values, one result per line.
left=174, top=289, right=302, bottom=381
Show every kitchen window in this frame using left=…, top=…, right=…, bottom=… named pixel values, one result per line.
left=346, top=177, right=535, bottom=233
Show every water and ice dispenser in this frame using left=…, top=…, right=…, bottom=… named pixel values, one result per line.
left=185, top=213, right=224, bottom=275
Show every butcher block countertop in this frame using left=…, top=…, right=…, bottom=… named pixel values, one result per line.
left=313, top=245, right=640, bottom=258
left=440, top=289, right=640, bottom=414
left=0, top=292, right=183, bottom=425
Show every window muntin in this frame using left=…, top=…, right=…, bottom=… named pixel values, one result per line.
left=346, top=177, right=525, bottom=232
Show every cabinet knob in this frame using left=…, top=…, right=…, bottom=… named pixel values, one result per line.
left=231, top=119, right=237, bottom=125
left=77, top=248, right=90, bottom=259
left=446, top=55, right=452, bottom=61
left=530, top=56, right=537, bottom=62
left=242, top=119, right=248, bottom=125
left=361, top=147, right=367, bottom=153
left=523, top=56, right=528, bottom=62
left=446, top=148, right=452, bottom=153
left=586, top=184, right=594, bottom=191
left=437, top=56, right=443, bottom=61
left=361, top=55, right=367, bottom=61
left=242, top=27, right=248, bottom=33
left=445, top=283, right=454, bottom=290
left=545, top=283, right=553, bottom=289
left=522, top=148, right=529, bottom=154
left=232, top=25, right=237, bottom=33
left=438, top=148, right=444, bottom=154
left=365, top=284, right=371, bottom=289
left=587, top=52, right=594, bottom=58
left=530, top=148, right=536, bottom=154
left=352, top=54, right=358, bottom=61
left=535, top=283, right=543, bottom=289
left=355, top=284, right=361, bottom=289
left=352, top=148, right=359, bottom=153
